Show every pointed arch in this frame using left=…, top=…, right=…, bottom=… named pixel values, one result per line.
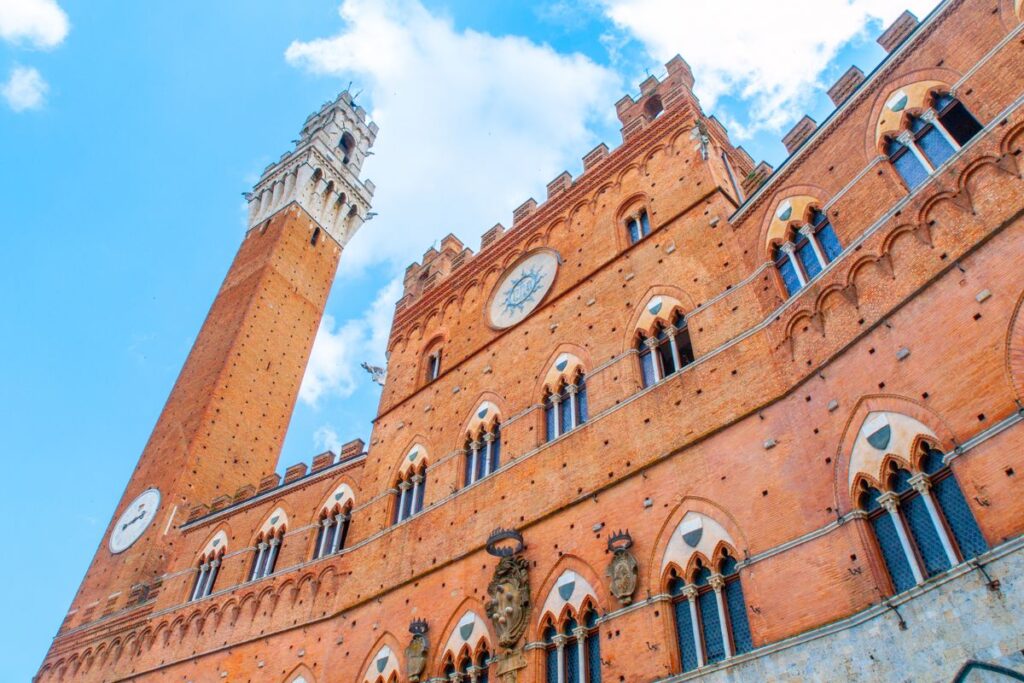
left=622, top=284, right=696, bottom=350
left=531, top=553, right=607, bottom=641
left=832, top=395, right=958, bottom=512
left=647, top=496, right=748, bottom=594
left=358, top=632, right=403, bottom=683
left=282, top=663, right=317, bottom=683
left=534, top=343, right=592, bottom=396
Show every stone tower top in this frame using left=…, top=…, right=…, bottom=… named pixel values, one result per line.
left=246, top=90, right=379, bottom=246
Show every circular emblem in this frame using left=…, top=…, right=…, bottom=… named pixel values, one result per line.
left=109, top=488, right=161, bottom=554
left=488, top=250, right=559, bottom=328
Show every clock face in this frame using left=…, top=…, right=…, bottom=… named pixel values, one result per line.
left=109, top=488, right=161, bottom=554
left=488, top=250, right=559, bottom=329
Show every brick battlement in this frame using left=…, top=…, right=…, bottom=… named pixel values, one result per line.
left=184, top=438, right=366, bottom=526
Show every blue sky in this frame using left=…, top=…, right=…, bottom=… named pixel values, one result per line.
left=0, top=0, right=939, bottom=676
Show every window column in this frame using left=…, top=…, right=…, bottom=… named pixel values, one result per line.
left=798, top=224, right=827, bottom=272
left=317, top=517, right=333, bottom=558
left=191, top=564, right=208, bottom=601
left=265, top=535, right=281, bottom=576
left=708, top=574, right=733, bottom=659
left=331, top=512, right=347, bottom=553
left=909, top=473, right=959, bottom=566
left=553, top=634, right=567, bottom=683
left=467, top=665, right=481, bottom=683
left=897, top=130, right=935, bottom=174
left=398, top=480, right=412, bottom=521
left=781, top=242, right=807, bottom=288
left=921, top=109, right=959, bottom=150
left=205, top=558, right=220, bottom=597
left=566, top=383, right=579, bottom=430
left=551, top=394, right=563, bottom=437
left=665, top=324, right=683, bottom=371
left=572, top=626, right=587, bottom=679
left=644, top=337, right=663, bottom=382
left=411, top=473, right=425, bottom=514
left=482, top=433, right=495, bottom=477
left=468, top=441, right=480, bottom=484
left=681, top=586, right=705, bottom=668
left=251, top=541, right=268, bottom=581
left=878, top=492, right=925, bottom=585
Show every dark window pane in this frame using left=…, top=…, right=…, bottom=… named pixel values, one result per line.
left=658, top=339, right=676, bottom=376
left=640, top=349, right=656, bottom=387
left=491, top=427, right=501, bottom=471
left=939, top=101, right=982, bottom=145
left=640, top=211, right=651, bottom=237
left=908, top=116, right=928, bottom=134
left=586, top=631, right=602, bottom=683
left=777, top=258, right=802, bottom=297
left=476, top=442, right=487, bottom=480
left=628, top=219, right=640, bottom=244
left=698, top=589, right=726, bottom=664
left=677, top=325, right=694, bottom=365
left=546, top=647, right=559, bottom=683
left=921, top=449, right=944, bottom=475
left=892, top=149, right=929, bottom=189
left=918, top=127, right=955, bottom=168
left=797, top=240, right=822, bottom=280
left=891, top=468, right=914, bottom=494
left=872, top=513, right=916, bottom=593
left=545, top=401, right=556, bottom=442
left=673, top=598, right=699, bottom=672
left=816, top=222, right=843, bottom=263
left=314, top=525, right=326, bottom=559
left=904, top=494, right=950, bottom=577
left=566, top=638, right=580, bottom=683
left=464, top=449, right=474, bottom=485
left=577, top=380, right=588, bottom=424
left=414, top=478, right=425, bottom=513
left=338, top=517, right=349, bottom=550
left=934, top=475, right=988, bottom=560
left=560, top=390, right=573, bottom=431
left=725, top=578, right=753, bottom=655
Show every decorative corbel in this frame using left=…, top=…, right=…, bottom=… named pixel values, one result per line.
left=996, top=152, right=1020, bottom=177
left=912, top=222, right=933, bottom=247
left=948, top=186, right=974, bottom=213
left=841, top=283, right=859, bottom=308
left=810, top=312, right=825, bottom=336
left=876, top=253, right=895, bottom=279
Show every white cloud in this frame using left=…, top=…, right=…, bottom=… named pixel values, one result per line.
left=299, top=277, right=403, bottom=406
left=286, top=0, right=620, bottom=274
left=313, top=425, right=343, bottom=453
left=0, top=0, right=69, bottom=49
left=3, top=65, right=48, bottom=111
left=600, top=0, right=940, bottom=138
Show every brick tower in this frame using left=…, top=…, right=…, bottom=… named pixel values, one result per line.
left=60, top=92, right=377, bottom=630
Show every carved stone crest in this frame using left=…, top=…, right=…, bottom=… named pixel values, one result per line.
left=485, top=528, right=531, bottom=650
left=405, top=619, right=429, bottom=682
left=606, top=530, right=638, bottom=606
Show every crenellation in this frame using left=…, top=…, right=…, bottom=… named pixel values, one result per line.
left=782, top=115, right=818, bottom=154
left=546, top=171, right=572, bottom=199
left=878, top=9, right=920, bottom=53
left=827, top=66, right=866, bottom=107
left=512, top=198, right=538, bottom=225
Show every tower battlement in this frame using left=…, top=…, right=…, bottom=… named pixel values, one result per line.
left=246, top=90, right=378, bottom=246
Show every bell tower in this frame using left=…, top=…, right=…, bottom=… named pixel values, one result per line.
left=58, top=92, right=377, bottom=630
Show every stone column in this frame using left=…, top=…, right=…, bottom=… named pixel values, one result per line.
left=664, top=324, right=682, bottom=373
left=553, top=634, right=567, bottom=683
left=251, top=542, right=268, bottom=581
left=566, top=383, right=579, bottom=430
left=265, top=536, right=281, bottom=576
left=909, top=473, right=959, bottom=566
left=898, top=130, right=935, bottom=174
left=411, top=473, right=425, bottom=515
left=316, top=517, right=333, bottom=558
left=331, top=513, right=347, bottom=553
left=483, top=432, right=495, bottom=477
left=878, top=491, right=925, bottom=585
left=644, top=337, right=662, bottom=382
left=190, top=564, right=208, bottom=601
left=921, top=108, right=959, bottom=151
left=781, top=242, right=807, bottom=287
left=682, top=585, right=705, bottom=668
left=573, top=626, right=588, bottom=678
left=398, top=480, right=412, bottom=521
left=708, top=574, right=733, bottom=659
left=798, top=223, right=827, bottom=271
left=205, top=558, right=220, bottom=597
left=468, top=441, right=480, bottom=484
left=551, top=393, right=563, bottom=437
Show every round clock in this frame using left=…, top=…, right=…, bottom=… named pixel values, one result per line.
left=109, top=488, right=161, bottom=554
left=488, top=250, right=559, bottom=329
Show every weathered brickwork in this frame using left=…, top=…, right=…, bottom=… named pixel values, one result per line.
left=36, top=1, right=1024, bottom=681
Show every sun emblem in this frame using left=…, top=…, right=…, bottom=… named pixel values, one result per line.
left=501, top=266, right=545, bottom=315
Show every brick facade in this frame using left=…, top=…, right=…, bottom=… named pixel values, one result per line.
left=36, top=1, right=1024, bottom=681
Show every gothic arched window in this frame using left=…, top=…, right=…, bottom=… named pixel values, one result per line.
left=637, top=312, right=693, bottom=388
left=545, top=372, right=589, bottom=442
left=884, top=92, right=982, bottom=190
left=543, top=604, right=601, bottom=683
left=464, top=422, right=501, bottom=487
left=393, top=464, right=426, bottom=524
left=189, top=547, right=224, bottom=601
left=858, top=447, right=987, bottom=595
left=249, top=526, right=284, bottom=581
left=772, top=208, right=843, bottom=298
left=667, top=550, right=751, bottom=672
left=339, top=132, right=355, bottom=165
left=626, top=209, right=652, bottom=245
left=313, top=502, right=352, bottom=559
